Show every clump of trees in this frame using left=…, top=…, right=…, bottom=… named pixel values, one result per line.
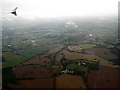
left=2, top=67, right=17, bottom=89
left=87, top=62, right=99, bottom=71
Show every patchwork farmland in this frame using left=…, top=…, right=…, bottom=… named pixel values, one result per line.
left=2, top=16, right=119, bottom=89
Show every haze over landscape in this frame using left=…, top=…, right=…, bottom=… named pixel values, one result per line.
left=1, top=0, right=120, bottom=89
left=2, top=0, right=119, bottom=18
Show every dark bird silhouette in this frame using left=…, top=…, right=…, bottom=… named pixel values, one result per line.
left=11, top=7, right=18, bottom=16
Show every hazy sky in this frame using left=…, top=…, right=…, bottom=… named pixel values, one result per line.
left=2, top=0, right=119, bottom=19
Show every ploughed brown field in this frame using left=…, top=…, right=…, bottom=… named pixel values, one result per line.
left=21, top=55, right=51, bottom=66
left=11, top=53, right=53, bottom=88
left=46, top=46, right=63, bottom=55
left=86, top=48, right=118, bottom=60
left=68, top=45, right=82, bottom=52
left=87, top=65, right=120, bottom=88
left=86, top=48, right=110, bottom=54
left=56, top=74, right=86, bottom=88
left=55, top=53, right=63, bottom=62
left=13, top=65, right=50, bottom=79
left=60, top=50, right=101, bottom=61
left=11, top=78, right=54, bottom=88
left=12, top=53, right=53, bottom=79
left=60, top=50, right=83, bottom=60
left=11, top=47, right=119, bottom=88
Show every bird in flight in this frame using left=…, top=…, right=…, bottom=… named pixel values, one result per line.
left=11, top=7, right=18, bottom=16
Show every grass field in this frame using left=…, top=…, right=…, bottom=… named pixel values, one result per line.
left=0, top=62, right=2, bottom=69
left=17, top=44, right=62, bottom=58
left=79, top=44, right=96, bottom=49
left=99, top=58, right=119, bottom=68
left=67, top=63, right=88, bottom=72
left=51, top=65, right=63, bottom=75
left=2, top=52, right=27, bottom=68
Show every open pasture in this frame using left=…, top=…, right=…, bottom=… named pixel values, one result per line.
left=17, top=44, right=62, bottom=58
left=2, top=52, right=27, bottom=68
left=79, top=44, right=96, bottom=49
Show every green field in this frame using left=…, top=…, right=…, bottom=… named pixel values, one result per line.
left=51, top=65, right=63, bottom=75
left=67, top=63, right=87, bottom=72
left=17, top=44, right=62, bottom=58
left=0, top=62, right=2, bottom=69
left=116, top=46, right=120, bottom=49
left=79, top=44, right=96, bottom=49
left=2, top=52, right=27, bottom=68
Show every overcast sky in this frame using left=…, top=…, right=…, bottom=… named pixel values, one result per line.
left=2, top=0, right=119, bottom=19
